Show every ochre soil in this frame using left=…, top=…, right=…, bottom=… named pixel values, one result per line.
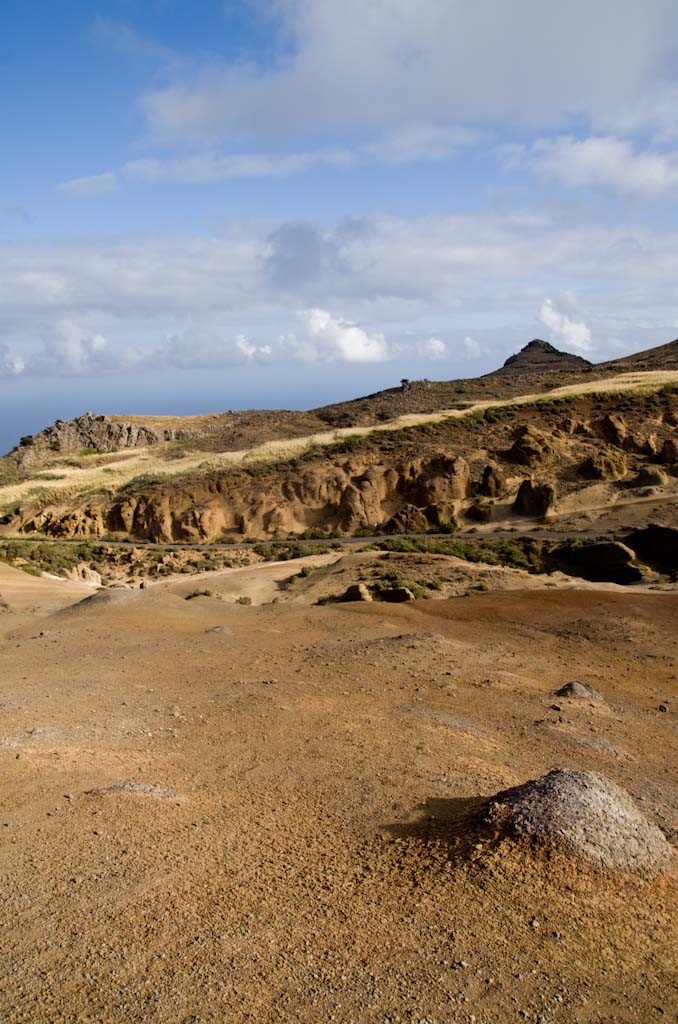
left=0, top=570, right=676, bottom=1023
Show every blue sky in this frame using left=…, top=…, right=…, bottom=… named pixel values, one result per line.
left=2, top=0, right=678, bottom=451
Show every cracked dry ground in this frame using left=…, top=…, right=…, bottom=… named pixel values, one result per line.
left=0, top=586, right=676, bottom=1023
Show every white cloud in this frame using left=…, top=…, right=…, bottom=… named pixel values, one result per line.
left=286, top=309, right=390, bottom=363
left=0, top=344, right=24, bottom=376
left=30, top=319, right=116, bottom=375
left=57, top=172, right=119, bottom=198
left=159, top=329, right=272, bottom=368
left=1, top=211, right=678, bottom=377
left=117, top=124, right=476, bottom=187
left=417, top=337, right=447, bottom=360
left=139, top=1, right=678, bottom=145
left=526, top=136, right=678, bottom=195
left=538, top=299, right=592, bottom=353
left=462, top=336, right=484, bottom=358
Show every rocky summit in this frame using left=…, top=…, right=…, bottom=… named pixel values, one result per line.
left=498, top=338, right=593, bottom=374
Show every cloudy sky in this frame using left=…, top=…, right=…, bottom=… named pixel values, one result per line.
left=2, top=0, right=678, bottom=450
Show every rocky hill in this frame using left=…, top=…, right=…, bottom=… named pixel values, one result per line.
left=600, top=337, right=678, bottom=372
left=2, top=336, right=678, bottom=547
left=495, top=338, right=592, bottom=374
left=7, top=382, right=678, bottom=544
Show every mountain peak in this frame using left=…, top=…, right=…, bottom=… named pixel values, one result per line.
left=499, top=339, right=592, bottom=374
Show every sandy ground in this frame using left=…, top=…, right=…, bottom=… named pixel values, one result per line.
left=0, top=562, right=96, bottom=615
left=0, top=568, right=676, bottom=1024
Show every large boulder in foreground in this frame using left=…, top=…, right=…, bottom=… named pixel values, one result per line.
left=478, top=769, right=673, bottom=873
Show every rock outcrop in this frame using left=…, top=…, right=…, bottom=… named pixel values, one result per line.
left=498, top=340, right=592, bottom=374
left=11, top=412, right=220, bottom=470
left=20, top=452, right=471, bottom=543
left=579, top=449, right=628, bottom=481
left=507, top=425, right=554, bottom=467
left=549, top=540, right=642, bottom=584
left=478, top=462, right=507, bottom=498
left=512, top=478, right=556, bottom=518
left=342, top=583, right=372, bottom=602
left=626, top=525, right=678, bottom=572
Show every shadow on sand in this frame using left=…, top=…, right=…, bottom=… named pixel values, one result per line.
left=383, top=795, right=493, bottom=859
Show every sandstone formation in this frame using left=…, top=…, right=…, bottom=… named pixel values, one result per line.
left=20, top=453, right=470, bottom=543
left=478, top=462, right=507, bottom=498
left=513, top=478, right=556, bottom=518
left=507, top=425, right=554, bottom=467
left=579, top=449, right=627, bottom=481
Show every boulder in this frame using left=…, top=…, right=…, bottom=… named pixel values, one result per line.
left=555, top=680, right=605, bottom=703
left=507, top=425, right=554, bottom=467
left=659, top=438, right=678, bottom=464
left=512, top=478, right=556, bottom=518
left=465, top=502, right=493, bottom=523
left=549, top=540, right=643, bottom=584
left=478, top=463, right=507, bottom=498
left=579, top=449, right=627, bottom=481
left=342, top=583, right=373, bottom=602
left=478, top=769, right=673, bottom=873
left=385, top=504, right=430, bottom=535
left=632, top=466, right=668, bottom=487
left=626, top=525, right=678, bottom=572
left=377, top=587, right=415, bottom=603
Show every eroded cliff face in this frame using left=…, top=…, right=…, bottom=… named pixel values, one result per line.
left=19, top=453, right=471, bottom=542
left=11, top=412, right=218, bottom=469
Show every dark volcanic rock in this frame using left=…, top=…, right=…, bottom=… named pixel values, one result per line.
left=499, top=340, right=592, bottom=374
left=549, top=540, right=642, bottom=584
left=659, top=438, right=678, bottom=464
left=632, top=466, right=668, bottom=487
left=377, top=587, right=415, bottom=603
left=342, top=583, right=373, bottom=602
left=626, top=525, right=678, bottom=572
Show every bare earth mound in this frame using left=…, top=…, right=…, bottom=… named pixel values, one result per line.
left=480, top=768, right=674, bottom=873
